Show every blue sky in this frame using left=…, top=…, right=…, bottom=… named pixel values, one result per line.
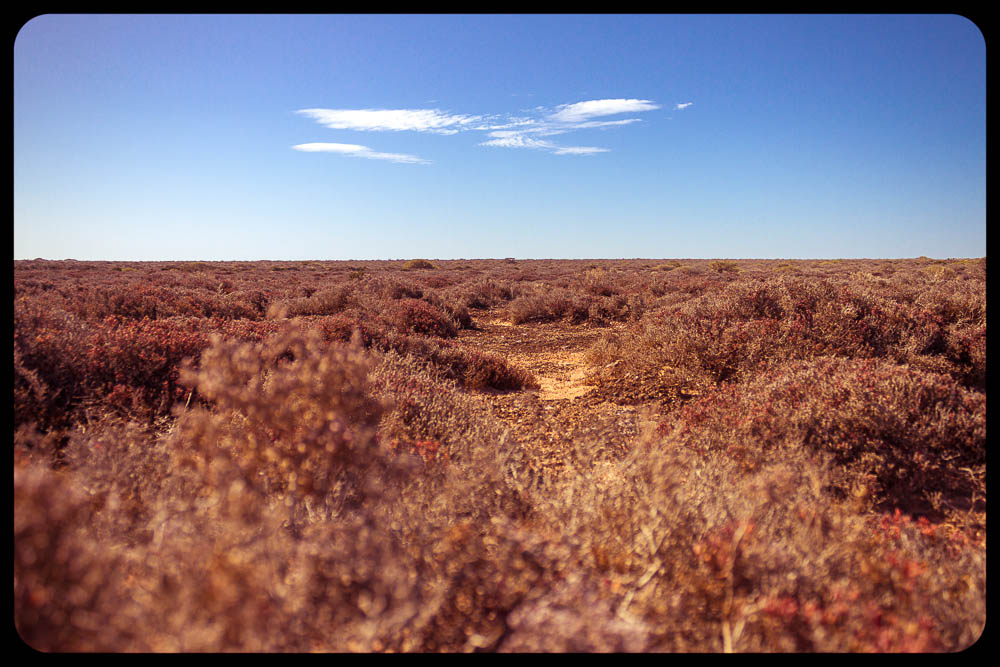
left=14, top=14, right=985, bottom=260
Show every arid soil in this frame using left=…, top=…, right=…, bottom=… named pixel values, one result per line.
left=457, top=309, right=662, bottom=477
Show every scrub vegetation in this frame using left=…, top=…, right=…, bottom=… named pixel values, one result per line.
left=14, top=256, right=985, bottom=652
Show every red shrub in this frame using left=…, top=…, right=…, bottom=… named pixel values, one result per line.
left=666, top=357, right=985, bottom=520
left=389, top=298, right=458, bottom=338
left=84, top=317, right=210, bottom=420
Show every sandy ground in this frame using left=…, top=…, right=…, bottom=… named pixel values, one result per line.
left=456, top=310, right=663, bottom=474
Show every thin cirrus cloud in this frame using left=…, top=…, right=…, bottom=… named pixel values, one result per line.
left=476, top=98, right=659, bottom=154
left=291, top=142, right=429, bottom=164
left=674, top=102, right=693, bottom=110
left=294, top=98, right=676, bottom=162
left=296, top=108, right=481, bottom=135
left=477, top=132, right=608, bottom=155
left=547, top=98, right=660, bottom=123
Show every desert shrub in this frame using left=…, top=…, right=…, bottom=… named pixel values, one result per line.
left=373, top=350, right=501, bottom=459
left=709, top=260, right=740, bottom=273
left=417, top=271, right=458, bottom=289
left=52, top=418, right=176, bottom=542
left=213, top=317, right=286, bottom=343
left=416, top=290, right=474, bottom=330
left=498, top=571, right=653, bottom=651
left=15, top=332, right=418, bottom=651
left=456, top=278, right=516, bottom=309
left=57, top=280, right=270, bottom=322
left=585, top=293, right=649, bottom=324
left=941, top=322, right=986, bottom=390
left=15, top=462, right=147, bottom=651
left=589, top=274, right=986, bottom=404
left=583, top=268, right=616, bottom=296
left=443, top=300, right=474, bottom=329
left=86, top=317, right=209, bottom=412
left=495, top=282, right=638, bottom=328
left=403, top=259, right=436, bottom=270
left=162, top=335, right=549, bottom=650
left=665, top=357, right=985, bottom=521
left=444, top=348, right=539, bottom=392
left=388, top=298, right=459, bottom=338
left=214, top=290, right=267, bottom=320
left=278, top=284, right=354, bottom=318
left=653, top=261, right=681, bottom=272
left=529, top=404, right=984, bottom=652
left=508, top=289, right=587, bottom=324
left=14, top=301, right=103, bottom=430
left=15, top=297, right=272, bottom=430
left=98, top=284, right=217, bottom=320
left=589, top=308, right=801, bottom=402
left=921, top=264, right=956, bottom=280
left=309, top=313, right=535, bottom=392
left=362, top=274, right=424, bottom=300
left=173, top=327, right=388, bottom=521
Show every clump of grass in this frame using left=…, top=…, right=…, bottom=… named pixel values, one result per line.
left=653, top=261, right=681, bottom=272
left=403, top=259, right=436, bottom=270
left=921, top=264, right=956, bottom=280
left=709, top=260, right=740, bottom=273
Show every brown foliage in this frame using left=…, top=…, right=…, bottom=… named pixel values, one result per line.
left=13, top=257, right=985, bottom=652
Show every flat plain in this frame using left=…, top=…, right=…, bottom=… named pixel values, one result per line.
left=14, top=256, right=986, bottom=652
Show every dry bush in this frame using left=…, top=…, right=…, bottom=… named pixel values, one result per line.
left=508, top=285, right=642, bottom=326
left=508, top=290, right=574, bottom=324
left=171, top=327, right=390, bottom=522
left=454, top=277, right=516, bottom=309
left=279, top=284, right=354, bottom=317
left=665, top=357, right=985, bottom=523
left=357, top=274, right=425, bottom=300
left=15, top=462, right=146, bottom=651
left=159, top=330, right=553, bottom=651
left=587, top=273, right=987, bottom=404
left=583, top=268, right=617, bottom=296
left=386, top=298, right=458, bottom=338
left=709, top=260, right=740, bottom=273
left=310, top=313, right=535, bottom=392
left=14, top=302, right=210, bottom=430
left=529, top=400, right=984, bottom=652
left=403, top=259, right=437, bottom=270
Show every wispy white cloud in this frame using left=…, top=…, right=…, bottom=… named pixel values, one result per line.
left=552, top=146, right=610, bottom=155
left=571, top=118, right=643, bottom=129
left=291, top=142, right=429, bottom=164
left=548, top=98, right=660, bottom=123
left=674, top=102, right=693, bottom=110
left=296, top=108, right=480, bottom=134
left=479, top=133, right=556, bottom=150
left=479, top=133, right=608, bottom=156
left=294, top=97, right=661, bottom=160
left=474, top=99, right=658, bottom=155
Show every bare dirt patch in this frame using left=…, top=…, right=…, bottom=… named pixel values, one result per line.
left=456, top=310, right=665, bottom=475
left=532, top=350, right=592, bottom=401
